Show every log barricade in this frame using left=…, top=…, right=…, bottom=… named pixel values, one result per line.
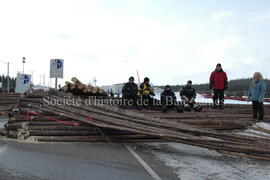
left=2, top=89, right=270, bottom=160
left=0, top=93, right=21, bottom=114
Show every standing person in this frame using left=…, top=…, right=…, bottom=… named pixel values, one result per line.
left=139, top=77, right=155, bottom=107
left=180, top=80, right=202, bottom=112
left=116, top=89, right=120, bottom=98
left=122, top=76, right=139, bottom=109
left=248, top=72, right=267, bottom=122
left=161, top=85, right=183, bottom=113
left=209, top=63, right=228, bottom=110
left=110, top=89, right=114, bottom=97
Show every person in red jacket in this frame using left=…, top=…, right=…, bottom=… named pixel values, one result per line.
left=209, top=63, right=228, bottom=109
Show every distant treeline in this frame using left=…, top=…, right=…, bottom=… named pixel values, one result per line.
left=157, top=78, right=270, bottom=98
left=0, top=75, right=16, bottom=92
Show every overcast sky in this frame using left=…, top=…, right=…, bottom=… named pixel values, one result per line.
left=0, top=0, right=269, bottom=86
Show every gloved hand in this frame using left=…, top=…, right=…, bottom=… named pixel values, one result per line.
left=224, top=82, right=228, bottom=90
left=144, top=90, right=150, bottom=94
left=150, top=91, right=155, bottom=96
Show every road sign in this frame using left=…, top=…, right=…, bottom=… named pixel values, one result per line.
left=15, top=73, right=31, bottom=93
left=50, top=59, right=64, bottom=78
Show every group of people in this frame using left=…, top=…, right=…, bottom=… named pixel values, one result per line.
left=121, top=76, right=155, bottom=110
left=209, top=63, right=267, bottom=121
left=121, top=75, right=202, bottom=113
left=121, top=63, right=267, bottom=121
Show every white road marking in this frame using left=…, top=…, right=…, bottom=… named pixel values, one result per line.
left=125, top=144, right=162, bottom=180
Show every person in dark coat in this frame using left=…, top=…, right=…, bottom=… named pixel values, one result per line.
left=161, top=85, right=182, bottom=113
left=110, top=89, right=114, bottom=97
left=180, top=80, right=202, bottom=111
left=122, top=76, right=139, bottom=108
left=248, top=72, right=267, bottom=121
left=139, top=77, right=155, bottom=107
left=209, top=63, right=228, bottom=109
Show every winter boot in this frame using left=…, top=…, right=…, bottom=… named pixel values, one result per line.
left=184, top=103, right=191, bottom=111
left=176, top=105, right=183, bottom=113
left=161, top=105, right=167, bottom=113
left=212, top=99, right=218, bottom=109
left=194, top=104, right=203, bottom=112
left=219, top=99, right=224, bottom=110
left=252, top=114, right=257, bottom=119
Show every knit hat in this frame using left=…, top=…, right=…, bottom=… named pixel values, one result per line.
left=129, top=76, right=134, bottom=81
left=144, top=77, right=150, bottom=83
left=216, top=63, right=222, bottom=67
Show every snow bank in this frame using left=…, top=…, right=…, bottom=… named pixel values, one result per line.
left=154, top=93, right=269, bottom=105
left=145, top=142, right=270, bottom=180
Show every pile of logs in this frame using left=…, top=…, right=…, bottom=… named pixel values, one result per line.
left=62, top=77, right=107, bottom=97
left=4, top=89, right=270, bottom=160
left=5, top=92, right=161, bottom=142
left=135, top=107, right=270, bottom=132
left=0, top=93, right=20, bottom=114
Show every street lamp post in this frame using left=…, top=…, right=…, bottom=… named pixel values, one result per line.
left=0, top=60, right=10, bottom=93
left=93, top=77, right=97, bottom=87
left=22, top=57, right=26, bottom=74
left=7, top=62, right=10, bottom=93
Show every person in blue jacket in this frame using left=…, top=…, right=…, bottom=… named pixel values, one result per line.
left=248, top=72, right=267, bottom=121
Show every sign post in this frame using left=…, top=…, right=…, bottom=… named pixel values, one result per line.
left=15, top=73, right=31, bottom=93
left=50, top=59, right=64, bottom=89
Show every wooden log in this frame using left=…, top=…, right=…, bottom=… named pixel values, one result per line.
left=27, top=130, right=99, bottom=136
left=6, top=130, right=18, bottom=139
left=6, top=121, right=84, bottom=128
left=11, top=115, right=70, bottom=121
left=78, top=84, right=85, bottom=90
left=218, top=150, right=270, bottom=161
left=65, top=81, right=71, bottom=86
left=25, top=126, right=97, bottom=131
left=25, top=93, right=44, bottom=98
left=91, top=87, right=99, bottom=94
left=71, top=77, right=82, bottom=84
left=20, top=98, right=43, bottom=103
left=63, top=85, right=70, bottom=92
left=29, top=136, right=163, bottom=142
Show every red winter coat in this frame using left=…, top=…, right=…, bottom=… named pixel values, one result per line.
left=210, top=69, right=228, bottom=90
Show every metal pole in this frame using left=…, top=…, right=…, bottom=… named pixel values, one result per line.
left=22, top=57, right=26, bottom=74
left=55, top=78, right=58, bottom=89
left=7, top=62, right=10, bottom=93
left=43, top=74, right=45, bottom=86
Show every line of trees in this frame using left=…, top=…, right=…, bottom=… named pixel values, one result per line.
left=157, top=78, right=270, bottom=98
left=0, top=75, right=16, bottom=92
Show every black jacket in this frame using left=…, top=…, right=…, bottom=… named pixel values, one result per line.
left=180, top=85, right=196, bottom=99
left=161, top=86, right=176, bottom=103
left=122, top=82, right=138, bottom=97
